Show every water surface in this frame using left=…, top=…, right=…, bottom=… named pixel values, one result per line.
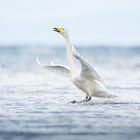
left=0, top=46, right=140, bottom=140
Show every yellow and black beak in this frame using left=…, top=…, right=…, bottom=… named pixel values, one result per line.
left=53, top=28, right=64, bottom=32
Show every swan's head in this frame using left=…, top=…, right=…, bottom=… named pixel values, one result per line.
left=53, top=28, right=69, bottom=38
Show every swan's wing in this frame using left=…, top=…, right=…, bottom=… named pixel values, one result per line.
left=36, top=57, right=70, bottom=77
left=72, top=46, right=103, bottom=81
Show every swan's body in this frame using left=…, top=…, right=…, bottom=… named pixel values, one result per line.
left=37, top=28, right=116, bottom=103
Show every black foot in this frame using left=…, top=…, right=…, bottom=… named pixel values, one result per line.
left=70, top=96, right=92, bottom=104
left=87, top=96, right=91, bottom=101
left=79, top=96, right=91, bottom=103
left=70, top=100, right=78, bottom=104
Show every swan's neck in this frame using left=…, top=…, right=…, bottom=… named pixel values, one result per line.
left=63, top=36, right=74, bottom=71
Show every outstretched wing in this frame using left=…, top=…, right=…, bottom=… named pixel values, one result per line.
left=72, top=46, right=103, bottom=82
left=36, top=57, right=70, bottom=77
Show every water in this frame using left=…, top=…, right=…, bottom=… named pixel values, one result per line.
left=0, top=45, right=140, bottom=140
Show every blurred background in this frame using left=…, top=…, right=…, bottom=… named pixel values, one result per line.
left=0, top=0, right=140, bottom=46
left=0, top=1, right=140, bottom=140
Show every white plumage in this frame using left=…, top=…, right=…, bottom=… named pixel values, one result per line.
left=36, top=57, right=70, bottom=77
left=36, top=28, right=117, bottom=103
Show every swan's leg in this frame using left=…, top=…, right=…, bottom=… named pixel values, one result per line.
left=86, top=96, right=88, bottom=99
left=71, top=96, right=91, bottom=104
left=70, top=96, right=88, bottom=103
left=78, top=96, right=91, bottom=103
left=87, top=96, right=91, bottom=101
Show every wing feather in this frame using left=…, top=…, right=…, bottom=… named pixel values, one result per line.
left=72, top=46, right=103, bottom=82
left=36, top=57, right=70, bottom=77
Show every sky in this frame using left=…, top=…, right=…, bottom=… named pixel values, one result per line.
left=0, top=0, right=140, bottom=46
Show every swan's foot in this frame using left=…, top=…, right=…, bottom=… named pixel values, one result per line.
left=70, top=96, right=91, bottom=104
left=86, top=96, right=91, bottom=101
left=86, top=96, right=92, bottom=100
left=70, top=100, right=78, bottom=103
left=78, top=96, right=91, bottom=103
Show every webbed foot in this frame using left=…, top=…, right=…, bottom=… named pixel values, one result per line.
left=70, top=96, right=91, bottom=104
left=70, top=100, right=78, bottom=104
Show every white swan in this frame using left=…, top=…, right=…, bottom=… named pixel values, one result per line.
left=37, top=28, right=117, bottom=103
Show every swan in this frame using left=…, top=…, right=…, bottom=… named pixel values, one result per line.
left=36, top=28, right=117, bottom=103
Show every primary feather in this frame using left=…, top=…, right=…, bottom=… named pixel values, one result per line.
left=36, top=57, right=70, bottom=77
left=72, top=46, right=103, bottom=82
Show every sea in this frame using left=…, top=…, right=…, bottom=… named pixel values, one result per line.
left=0, top=45, right=140, bottom=140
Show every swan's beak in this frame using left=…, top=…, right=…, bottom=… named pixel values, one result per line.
left=53, top=28, right=64, bottom=32
left=53, top=28, right=60, bottom=32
